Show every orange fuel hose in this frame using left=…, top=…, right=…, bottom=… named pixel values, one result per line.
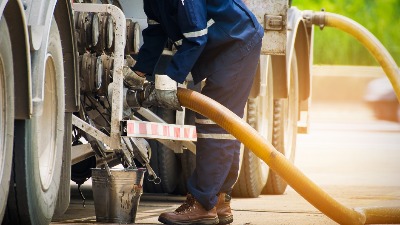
left=177, top=87, right=400, bottom=225
left=306, top=11, right=400, bottom=103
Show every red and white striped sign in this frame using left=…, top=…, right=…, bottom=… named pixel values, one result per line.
left=124, top=120, right=197, bottom=141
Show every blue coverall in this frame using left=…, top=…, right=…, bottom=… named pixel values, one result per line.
left=132, top=0, right=264, bottom=210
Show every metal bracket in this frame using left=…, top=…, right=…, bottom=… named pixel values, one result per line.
left=72, top=115, right=115, bottom=148
left=71, top=3, right=197, bottom=155
left=71, top=143, right=94, bottom=165
left=265, top=15, right=284, bottom=31
left=243, top=0, right=288, bottom=55
left=73, top=3, right=126, bottom=149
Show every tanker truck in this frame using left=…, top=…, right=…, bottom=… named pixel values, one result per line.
left=0, top=0, right=312, bottom=224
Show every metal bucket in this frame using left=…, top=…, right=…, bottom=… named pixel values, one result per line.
left=91, top=168, right=146, bottom=223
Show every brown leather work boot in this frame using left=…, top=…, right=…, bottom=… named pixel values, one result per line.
left=216, top=193, right=233, bottom=225
left=158, top=194, right=219, bottom=225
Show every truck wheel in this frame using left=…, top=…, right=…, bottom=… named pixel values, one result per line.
left=54, top=113, right=72, bottom=217
left=173, top=108, right=196, bottom=195
left=143, top=107, right=179, bottom=194
left=232, top=55, right=274, bottom=198
left=173, top=149, right=196, bottom=195
left=264, top=52, right=299, bottom=195
left=0, top=17, right=14, bottom=222
left=4, top=18, right=65, bottom=225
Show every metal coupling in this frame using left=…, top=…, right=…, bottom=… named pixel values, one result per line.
left=302, top=9, right=326, bottom=30
left=124, top=83, right=154, bottom=110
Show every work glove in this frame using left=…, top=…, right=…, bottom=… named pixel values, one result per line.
left=142, top=75, right=183, bottom=111
left=125, top=55, right=136, bottom=67
left=123, top=66, right=146, bottom=90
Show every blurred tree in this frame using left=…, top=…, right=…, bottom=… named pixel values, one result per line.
left=294, top=0, right=400, bottom=65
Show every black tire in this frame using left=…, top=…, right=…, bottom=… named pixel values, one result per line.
left=54, top=113, right=73, bottom=217
left=143, top=107, right=179, bottom=194
left=4, top=18, right=65, bottom=225
left=264, top=52, right=299, bottom=195
left=173, top=108, right=197, bottom=195
left=232, top=55, right=274, bottom=198
left=173, top=151, right=195, bottom=196
left=0, top=17, right=14, bottom=223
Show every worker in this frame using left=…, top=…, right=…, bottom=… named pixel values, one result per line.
left=127, top=0, right=264, bottom=224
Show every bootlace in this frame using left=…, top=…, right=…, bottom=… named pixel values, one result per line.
left=175, top=194, right=196, bottom=213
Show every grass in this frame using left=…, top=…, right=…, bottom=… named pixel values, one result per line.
left=293, top=0, right=400, bottom=65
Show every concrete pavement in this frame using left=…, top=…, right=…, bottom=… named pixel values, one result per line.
left=52, top=101, right=400, bottom=225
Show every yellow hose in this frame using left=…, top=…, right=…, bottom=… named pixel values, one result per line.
left=357, top=207, right=400, bottom=224
left=317, top=12, right=400, bottom=103
left=177, top=87, right=400, bottom=224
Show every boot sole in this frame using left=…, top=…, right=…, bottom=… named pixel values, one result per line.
left=158, top=216, right=219, bottom=225
left=218, top=215, right=233, bottom=225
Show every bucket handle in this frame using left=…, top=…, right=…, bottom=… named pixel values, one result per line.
left=145, top=164, right=161, bottom=184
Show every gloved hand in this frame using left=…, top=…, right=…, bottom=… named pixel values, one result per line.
left=125, top=55, right=136, bottom=67
left=142, top=75, right=183, bottom=111
left=123, top=66, right=146, bottom=89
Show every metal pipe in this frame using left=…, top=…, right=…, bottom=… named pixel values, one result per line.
left=177, top=87, right=400, bottom=225
left=303, top=11, right=400, bottom=103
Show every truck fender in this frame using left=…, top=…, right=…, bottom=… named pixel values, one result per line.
left=26, top=0, right=58, bottom=116
left=27, top=0, right=78, bottom=115
left=273, top=7, right=312, bottom=99
left=54, top=0, right=79, bottom=113
left=289, top=7, right=313, bottom=101
left=2, top=0, right=32, bottom=119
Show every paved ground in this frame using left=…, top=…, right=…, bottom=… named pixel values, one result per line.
left=52, top=101, right=400, bottom=225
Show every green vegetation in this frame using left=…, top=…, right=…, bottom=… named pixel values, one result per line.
left=293, top=0, right=400, bottom=65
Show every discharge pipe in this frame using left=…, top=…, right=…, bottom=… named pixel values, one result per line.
left=177, top=87, right=400, bottom=224
left=302, top=10, right=400, bottom=103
